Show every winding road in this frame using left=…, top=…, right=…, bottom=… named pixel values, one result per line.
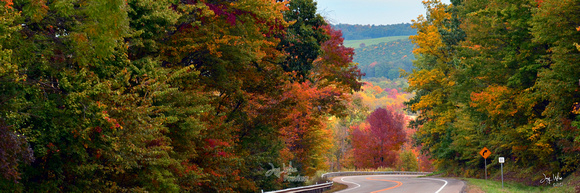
left=332, top=175, right=465, bottom=193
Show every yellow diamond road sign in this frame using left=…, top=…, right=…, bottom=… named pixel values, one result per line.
left=479, top=147, right=491, bottom=159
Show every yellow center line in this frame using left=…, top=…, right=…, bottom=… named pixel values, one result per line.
left=366, top=177, right=403, bottom=193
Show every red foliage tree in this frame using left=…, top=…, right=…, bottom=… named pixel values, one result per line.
left=313, top=24, right=364, bottom=94
left=351, top=107, right=406, bottom=169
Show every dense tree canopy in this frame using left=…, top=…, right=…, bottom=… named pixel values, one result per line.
left=406, top=0, right=580, bottom=182
left=354, top=39, right=415, bottom=79
left=0, top=0, right=363, bottom=192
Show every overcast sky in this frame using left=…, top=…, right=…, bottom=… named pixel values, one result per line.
left=315, top=0, right=452, bottom=25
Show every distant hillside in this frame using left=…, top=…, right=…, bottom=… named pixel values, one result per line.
left=353, top=39, right=415, bottom=79
left=343, top=36, right=409, bottom=48
left=332, top=23, right=416, bottom=40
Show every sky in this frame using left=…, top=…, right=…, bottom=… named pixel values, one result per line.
left=315, top=0, right=452, bottom=25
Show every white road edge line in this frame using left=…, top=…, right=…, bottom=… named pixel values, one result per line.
left=334, top=176, right=361, bottom=193
left=422, top=178, right=448, bottom=193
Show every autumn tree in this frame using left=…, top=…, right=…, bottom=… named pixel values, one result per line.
left=275, top=23, right=362, bottom=175
left=0, top=0, right=363, bottom=191
left=398, top=150, right=419, bottom=171
left=450, top=0, right=548, bottom=175
left=351, top=107, right=406, bottom=169
left=531, top=0, right=580, bottom=173
left=2, top=0, right=147, bottom=191
left=328, top=77, right=415, bottom=171
left=327, top=95, right=368, bottom=171
left=406, top=0, right=580, bottom=180
left=162, top=0, right=293, bottom=191
left=0, top=0, right=34, bottom=186
left=402, top=1, right=460, bottom=175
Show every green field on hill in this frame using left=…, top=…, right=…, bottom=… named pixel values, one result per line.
left=343, top=35, right=410, bottom=48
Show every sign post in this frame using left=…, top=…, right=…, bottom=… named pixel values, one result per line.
left=479, top=147, right=491, bottom=180
left=499, top=157, right=505, bottom=188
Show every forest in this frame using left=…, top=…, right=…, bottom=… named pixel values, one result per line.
left=354, top=39, right=415, bottom=79
left=325, top=77, right=433, bottom=173
left=2, top=0, right=579, bottom=191
left=332, top=23, right=416, bottom=40
left=0, top=0, right=366, bottom=192
left=406, top=0, right=580, bottom=183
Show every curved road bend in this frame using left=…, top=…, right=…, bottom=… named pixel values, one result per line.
left=332, top=175, right=464, bottom=193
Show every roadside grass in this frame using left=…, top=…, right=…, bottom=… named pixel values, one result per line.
left=343, top=36, right=410, bottom=48
left=464, top=178, right=575, bottom=193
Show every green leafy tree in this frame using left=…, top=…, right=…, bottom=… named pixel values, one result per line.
left=0, top=1, right=32, bottom=186
left=398, top=150, right=419, bottom=171
left=278, top=0, right=329, bottom=81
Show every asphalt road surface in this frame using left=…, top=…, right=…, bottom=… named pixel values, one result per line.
left=332, top=175, right=465, bottom=193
